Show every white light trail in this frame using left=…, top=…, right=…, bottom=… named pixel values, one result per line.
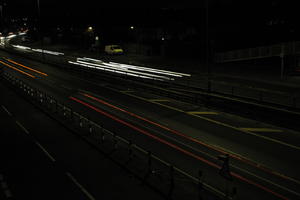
left=32, top=48, right=64, bottom=56
left=68, top=60, right=173, bottom=81
left=12, top=45, right=31, bottom=50
left=77, top=60, right=171, bottom=80
left=109, top=62, right=191, bottom=77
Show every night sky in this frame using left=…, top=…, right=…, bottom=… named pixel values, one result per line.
left=1, top=0, right=299, bottom=50
left=3, top=0, right=299, bottom=27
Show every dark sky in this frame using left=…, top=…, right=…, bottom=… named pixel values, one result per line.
left=3, top=0, right=300, bottom=42
left=3, top=0, right=298, bottom=24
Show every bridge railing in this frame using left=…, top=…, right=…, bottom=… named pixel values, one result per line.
left=215, top=41, right=300, bottom=63
left=1, top=71, right=232, bottom=200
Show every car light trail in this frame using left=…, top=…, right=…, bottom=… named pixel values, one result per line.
left=0, top=60, right=35, bottom=78
left=70, top=57, right=190, bottom=80
left=77, top=60, right=169, bottom=79
left=12, top=45, right=32, bottom=50
left=69, top=60, right=173, bottom=81
left=79, top=57, right=191, bottom=77
left=5, top=59, right=48, bottom=76
left=70, top=96, right=219, bottom=167
left=80, top=92, right=300, bottom=185
left=109, top=61, right=191, bottom=77
left=70, top=96, right=290, bottom=200
left=31, top=48, right=64, bottom=56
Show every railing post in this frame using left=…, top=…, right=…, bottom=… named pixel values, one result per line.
left=198, top=170, right=203, bottom=200
left=168, top=165, right=174, bottom=199
left=143, top=151, right=152, bottom=182
left=127, top=140, right=133, bottom=161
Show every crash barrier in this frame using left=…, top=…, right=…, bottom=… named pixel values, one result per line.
left=215, top=41, right=300, bottom=63
left=3, top=44, right=300, bottom=110
left=1, top=72, right=237, bottom=200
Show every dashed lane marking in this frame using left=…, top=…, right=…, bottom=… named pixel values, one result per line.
left=121, top=91, right=300, bottom=150
left=66, top=172, right=96, bottom=200
left=1, top=105, right=12, bottom=116
left=187, top=111, right=218, bottom=115
left=239, top=128, right=283, bottom=133
left=35, top=141, right=56, bottom=162
left=15, top=121, right=30, bottom=135
left=0, top=174, right=13, bottom=198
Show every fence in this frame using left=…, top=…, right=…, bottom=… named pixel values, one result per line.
left=215, top=41, right=300, bottom=63
left=1, top=71, right=235, bottom=200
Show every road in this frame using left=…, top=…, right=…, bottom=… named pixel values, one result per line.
left=0, top=69, right=164, bottom=199
left=0, top=49, right=300, bottom=200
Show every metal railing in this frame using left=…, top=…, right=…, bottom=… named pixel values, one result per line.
left=1, top=72, right=235, bottom=200
left=215, top=41, right=300, bottom=63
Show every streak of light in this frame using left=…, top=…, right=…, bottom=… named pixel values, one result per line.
left=6, top=59, right=48, bottom=76
left=0, top=60, right=35, bottom=78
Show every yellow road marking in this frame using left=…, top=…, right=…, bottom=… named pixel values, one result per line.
left=187, top=111, right=218, bottom=115
left=6, top=59, right=48, bottom=76
left=239, top=128, right=283, bottom=133
left=0, top=60, right=35, bottom=78
left=121, top=91, right=300, bottom=150
left=150, top=99, right=170, bottom=102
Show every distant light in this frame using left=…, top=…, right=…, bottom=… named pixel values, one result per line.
left=130, top=26, right=134, bottom=30
left=95, top=36, right=99, bottom=41
left=161, top=37, right=165, bottom=41
left=88, top=26, right=93, bottom=31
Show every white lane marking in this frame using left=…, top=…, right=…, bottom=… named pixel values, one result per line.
left=0, top=174, right=13, bottom=198
left=15, top=121, right=30, bottom=135
left=1, top=182, right=8, bottom=189
left=4, top=189, right=13, bottom=198
left=1, top=105, right=12, bottom=116
left=35, top=141, right=56, bottom=162
left=123, top=92, right=300, bottom=150
left=66, top=172, right=96, bottom=200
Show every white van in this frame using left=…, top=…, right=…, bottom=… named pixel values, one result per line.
left=104, top=45, right=124, bottom=55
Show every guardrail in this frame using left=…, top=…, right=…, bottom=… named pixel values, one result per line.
left=215, top=41, right=300, bottom=63
left=1, top=71, right=234, bottom=200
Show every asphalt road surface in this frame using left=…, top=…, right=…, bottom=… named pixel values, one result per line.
left=1, top=50, right=299, bottom=200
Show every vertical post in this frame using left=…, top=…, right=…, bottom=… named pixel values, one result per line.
left=168, top=165, right=174, bottom=199
left=281, top=54, right=284, bottom=79
left=143, top=151, right=152, bottom=183
left=70, top=109, right=73, bottom=121
left=113, top=134, right=118, bottom=149
left=280, top=44, right=285, bottom=79
left=128, top=140, right=133, bottom=160
left=147, top=151, right=152, bottom=170
left=198, top=170, right=203, bottom=200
